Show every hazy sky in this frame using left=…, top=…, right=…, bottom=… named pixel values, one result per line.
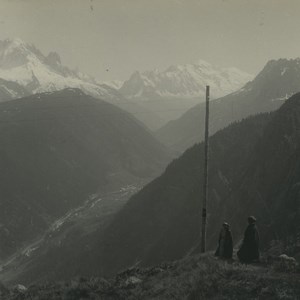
left=1, top=0, right=300, bottom=81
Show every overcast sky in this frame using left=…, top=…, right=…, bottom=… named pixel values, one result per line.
left=1, top=0, right=300, bottom=81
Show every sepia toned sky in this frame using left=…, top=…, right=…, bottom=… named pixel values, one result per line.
left=0, top=0, right=300, bottom=81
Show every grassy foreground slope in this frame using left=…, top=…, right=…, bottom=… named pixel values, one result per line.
left=2, top=253, right=300, bottom=299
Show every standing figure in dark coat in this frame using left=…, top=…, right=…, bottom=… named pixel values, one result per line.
left=215, top=222, right=233, bottom=259
left=237, top=216, right=260, bottom=263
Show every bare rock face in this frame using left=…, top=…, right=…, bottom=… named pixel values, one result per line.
left=45, top=51, right=61, bottom=67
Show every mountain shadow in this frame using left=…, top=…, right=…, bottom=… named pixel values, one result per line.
left=0, top=88, right=170, bottom=259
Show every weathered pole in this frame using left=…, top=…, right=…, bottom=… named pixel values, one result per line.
left=201, top=85, right=210, bottom=253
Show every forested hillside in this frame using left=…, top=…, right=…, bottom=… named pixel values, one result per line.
left=92, top=92, right=300, bottom=276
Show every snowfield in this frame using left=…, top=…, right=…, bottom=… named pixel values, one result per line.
left=119, top=59, right=253, bottom=100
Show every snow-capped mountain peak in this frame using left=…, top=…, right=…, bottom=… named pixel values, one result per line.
left=0, top=37, right=123, bottom=102
left=119, top=60, right=253, bottom=100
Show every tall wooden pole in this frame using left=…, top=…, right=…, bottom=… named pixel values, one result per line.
left=201, top=85, right=210, bottom=253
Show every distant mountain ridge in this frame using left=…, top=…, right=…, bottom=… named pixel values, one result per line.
left=0, top=38, right=253, bottom=131
left=156, top=58, right=300, bottom=151
left=0, top=38, right=176, bottom=131
left=119, top=60, right=252, bottom=100
left=116, top=60, right=252, bottom=130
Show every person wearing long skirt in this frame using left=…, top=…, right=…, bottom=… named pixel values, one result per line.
left=215, top=222, right=233, bottom=259
left=237, top=216, right=260, bottom=263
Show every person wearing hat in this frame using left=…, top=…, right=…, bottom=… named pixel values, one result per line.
left=215, top=222, right=233, bottom=259
left=237, top=216, right=260, bottom=263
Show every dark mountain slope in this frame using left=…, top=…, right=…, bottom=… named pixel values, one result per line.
left=91, top=113, right=273, bottom=276
left=0, top=88, right=170, bottom=259
left=95, top=92, right=300, bottom=275
left=226, top=93, right=300, bottom=245
left=0, top=110, right=270, bottom=285
left=156, top=58, right=300, bottom=152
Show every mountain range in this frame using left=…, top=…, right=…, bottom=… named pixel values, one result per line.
left=0, top=38, right=170, bottom=131
left=156, top=58, right=300, bottom=152
left=117, top=60, right=252, bottom=129
left=0, top=38, right=253, bottom=130
left=119, top=60, right=252, bottom=100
